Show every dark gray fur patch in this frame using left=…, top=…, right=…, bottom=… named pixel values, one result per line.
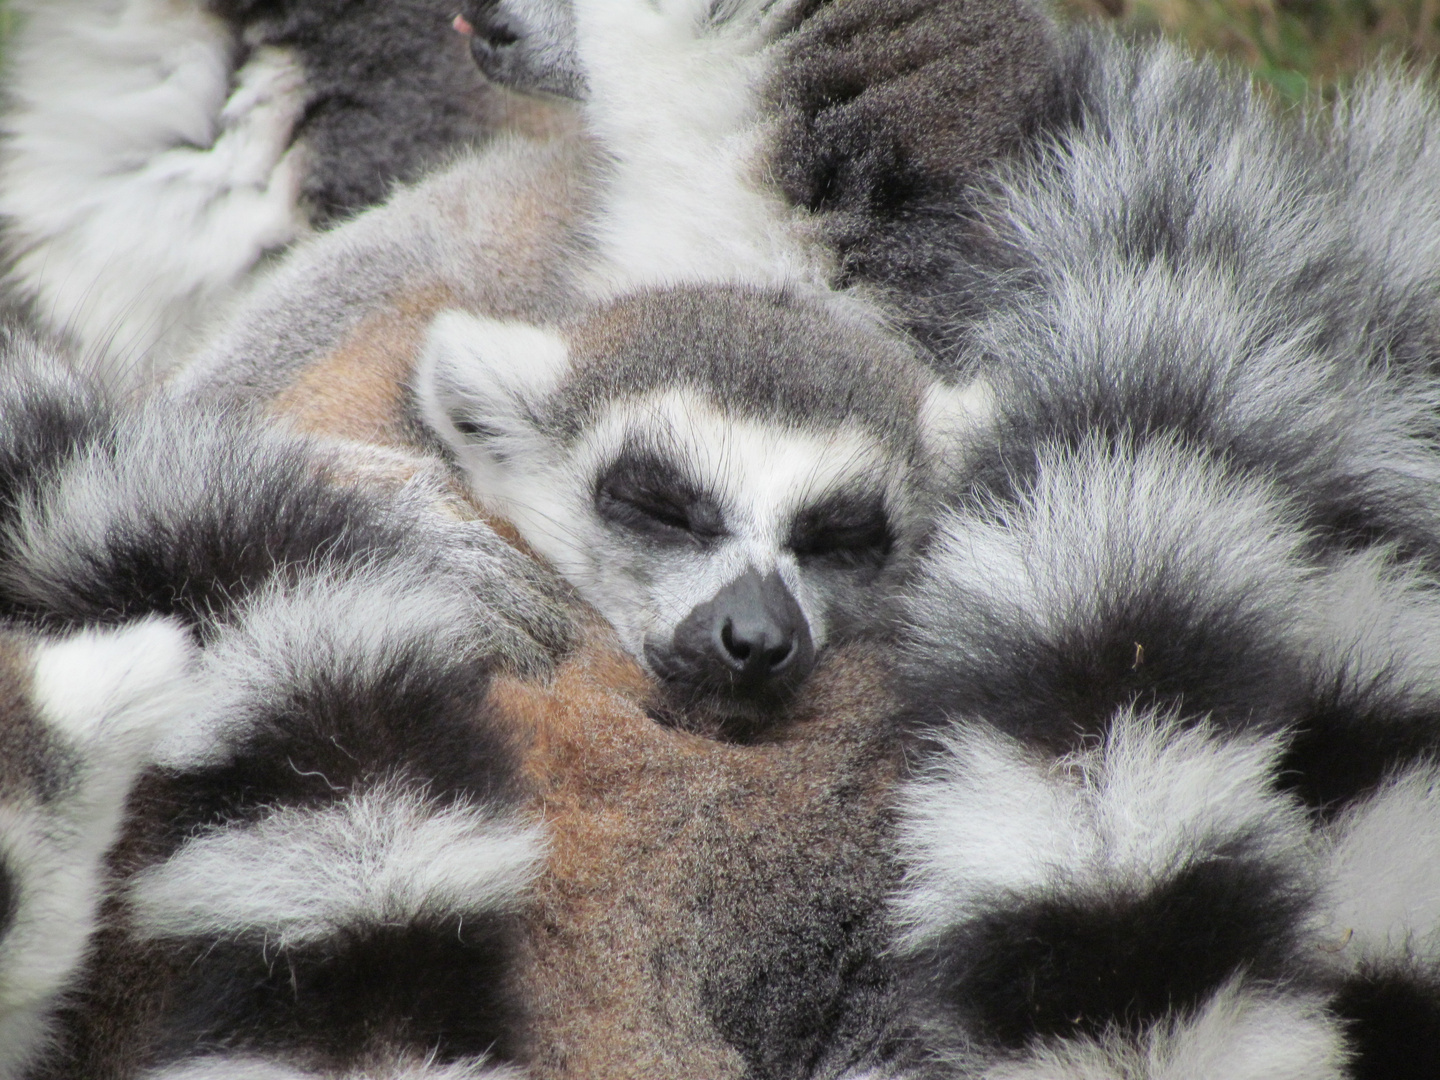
left=0, top=855, right=15, bottom=944
left=553, top=286, right=927, bottom=449
left=208, top=0, right=507, bottom=225
left=0, top=636, right=77, bottom=806
left=765, top=0, right=1064, bottom=365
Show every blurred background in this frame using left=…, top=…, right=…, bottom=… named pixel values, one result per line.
left=1061, top=0, right=1440, bottom=99
left=0, top=0, right=1436, bottom=105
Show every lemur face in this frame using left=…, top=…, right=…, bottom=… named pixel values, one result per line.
left=416, top=287, right=987, bottom=734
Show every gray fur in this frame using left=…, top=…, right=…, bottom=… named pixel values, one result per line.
left=417, top=285, right=979, bottom=733
left=0, top=339, right=553, bottom=1076
left=0, top=335, right=574, bottom=676
left=890, top=30, right=1440, bottom=1076
left=463, top=0, right=1061, bottom=362
left=207, top=0, right=525, bottom=226
left=175, top=133, right=596, bottom=409
left=459, top=0, right=585, bottom=100
left=0, top=620, right=195, bottom=1080
left=548, top=287, right=928, bottom=447
left=0, top=0, right=567, bottom=392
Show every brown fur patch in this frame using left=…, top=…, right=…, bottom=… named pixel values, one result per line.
left=494, top=636, right=902, bottom=1079
left=271, top=285, right=457, bottom=448
left=484, top=88, right=581, bottom=145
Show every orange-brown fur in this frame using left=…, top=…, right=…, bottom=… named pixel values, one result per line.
left=272, top=285, right=459, bottom=449
left=494, top=632, right=901, bottom=1079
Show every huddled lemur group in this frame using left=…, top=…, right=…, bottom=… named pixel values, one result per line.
left=2, top=1, right=1440, bottom=1078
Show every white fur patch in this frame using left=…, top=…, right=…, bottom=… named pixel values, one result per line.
left=31, top=618, right=198, bottom=746
left=984, top=982, right=1347, bottom=1080
left=128, top=781, right=541, bottom=948
left=1318, top=763, right=1440, bottom=966
left=150, top=567, right=480, bottom=770
left=919, top=378, right=995, bottom=464
left=141, top=1063, right=316, bottom=1080
left=0, top=619, right=195, bottom=1078
left=571, top=0, right=828, bottom=297
left=908, top=437, right=1313, bottom=672
left=1, top=2, right=309, bottom=391
left=141, top=1056, right=522, bottom=1080
left=480, top=386, right=902, bottom=660
left=417, top=310, right=574, bottom=503
left=893, top=710, right=1311, bottom=948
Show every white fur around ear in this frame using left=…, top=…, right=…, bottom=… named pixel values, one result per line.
left=920, top=377, right=996, bottom=462
left=415, top=311, right=571, bottom=483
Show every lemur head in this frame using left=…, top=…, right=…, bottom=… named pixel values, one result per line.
left=416, top=286, right=985, bottom=734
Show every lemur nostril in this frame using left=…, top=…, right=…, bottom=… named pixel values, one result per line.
left=674, top=569, right=817, bottom=699
left=766, top=641, right=793, bottom=669
left=720, top=620, right=752, bottom=662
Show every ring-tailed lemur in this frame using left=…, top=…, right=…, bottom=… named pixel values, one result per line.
left=7, top=17, right=1440, bottom=1080
left=172, top=0, right=1053, bottom=731
left=454, top=0, right=1061, bottom=355
left=884, top=30, right=1440, bottom=1078
left=0, top=0, right=568, bottom=393
left=0, top=332, right=557, bottom=1078
left=416, top=285, right=986, bottom=734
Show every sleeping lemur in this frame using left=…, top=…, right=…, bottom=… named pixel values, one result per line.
left=172, top=0, right=1054, bottom=733
left=415, top=286, right=985, bottom=734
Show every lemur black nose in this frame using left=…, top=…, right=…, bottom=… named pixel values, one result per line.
left=700, top=568, right=815, bottom=693
left=718, top=612, right=796, bottom=677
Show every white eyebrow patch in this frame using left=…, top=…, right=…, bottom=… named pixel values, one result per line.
left=573, top=388, right=904, bottom=541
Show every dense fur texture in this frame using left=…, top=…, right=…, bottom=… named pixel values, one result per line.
left=0, top=337, right=563, bottom=1077
left=417, top=286, right=989, bottom=733
left=0, top=620, right=195, bottom=1079
left=7, top=3, right=1440, bottom=1078
left=0, top=330, right=572, bottom=669
left=173, top=0, right=1061, bottom=411
left=177, top=0, right=1040, bottom=725
left=0, top=0, right=562, bottom=391
left=0, top=333, right=916, bottom=1080
left=206, top=0, right=528, bottom=226
left=890, top=31, right=1440, bottom=1078
left=458, top=0, right=1058, bottom=331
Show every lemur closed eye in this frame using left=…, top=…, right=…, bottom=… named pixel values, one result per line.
left=416, top=285, right=987, bottom=737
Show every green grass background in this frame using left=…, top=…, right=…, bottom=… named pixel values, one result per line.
left=1063, top=0, right=1440, bottom=99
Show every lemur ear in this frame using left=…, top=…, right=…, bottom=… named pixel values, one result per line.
left=415, top=310, right=571, bottom=471
left=919, top=377, right=996, bottom=463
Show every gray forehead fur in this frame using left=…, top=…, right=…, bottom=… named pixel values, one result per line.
left=548, top=286, right=927, bottom=448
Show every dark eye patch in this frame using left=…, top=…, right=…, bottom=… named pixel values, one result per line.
left=594, top=448, right=725, bottom=544
left=450, top=413, right=500, bottom=441
left=788, top=490, right=893, bottom=571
